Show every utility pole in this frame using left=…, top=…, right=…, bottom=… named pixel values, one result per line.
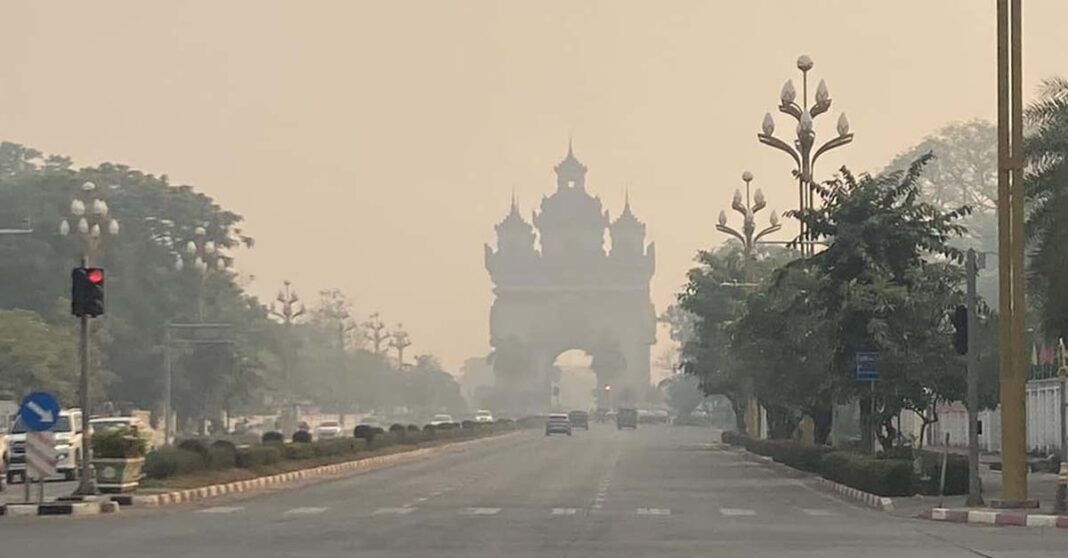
left=995, top=0, right=1032, bottom=507
left=1055, top=339, right=1067, bottom=513
left=965, top=249, right=983, bottom=506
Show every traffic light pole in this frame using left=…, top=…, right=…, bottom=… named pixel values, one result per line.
left=965, top=249, right=983, bottom=506
left=74, top=256, right=97, bottom=495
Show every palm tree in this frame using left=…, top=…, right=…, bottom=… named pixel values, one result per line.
left=1024, top=77, right=1068, bottom=338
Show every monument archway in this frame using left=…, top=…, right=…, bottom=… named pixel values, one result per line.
left=484, top=145, right=656, bottom=413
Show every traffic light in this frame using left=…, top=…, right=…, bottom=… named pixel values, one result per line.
left=951, top=304, right=967, bottom=355
left=72, top=267, right=105, bottom=317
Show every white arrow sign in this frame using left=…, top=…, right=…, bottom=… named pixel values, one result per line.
left=26, top=400, right=55, bottom=423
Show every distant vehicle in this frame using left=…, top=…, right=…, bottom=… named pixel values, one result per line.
left=315, top=421, right=342, bottom=439
left=7, top=408, right=85, bottom=484
left=474, top=410, right=494, bottom=423
left=593, top=408, right=609, bottom=423
left=616, top=408, right=638, bottom=430
left=89, top=416, right=155, bottom=450
left=430, top=414, right=454, bottom=426
left=545, top=413, right=572, bottom=436
left=359, top=416, right=385, bottom=428
left=567, top=410, right=589, bottom=430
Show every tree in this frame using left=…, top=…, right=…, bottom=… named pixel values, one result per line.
left=1024, top=77, right=1068, bottom=339
left=794, top=157, right=969, bottom=451
left=659, top=373, right=706, bottom=422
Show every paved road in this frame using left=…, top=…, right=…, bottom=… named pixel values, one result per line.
left=1, top=425, right=1066, bottom=557
left=0, top=478, right=78, bottom=505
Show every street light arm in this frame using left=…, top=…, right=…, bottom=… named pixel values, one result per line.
left=757, top=134, right=801, bottom=169
left=715, top=224, right=746, bottom=245
left=778, top=102, right=802, bottom=120
left=754, top=224, right=783, bottom=243
left=812, top=133, right=854, bottom=168
left=809, top=98, right=832, bottom=119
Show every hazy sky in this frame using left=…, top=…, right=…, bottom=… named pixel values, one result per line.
left=2, top=1, right=1066, bottom=377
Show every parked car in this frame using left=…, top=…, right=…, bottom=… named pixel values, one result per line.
left=616, top=408, right=638, bottom=430
left=545, top=413, right=572, bottom=436
left=429, top=414, right=454, bottom=426
left=7, top=408, right=85, bottom=484
left=567, top=410, right=589, bottom=430
left=315, top=421, right=343, bottom=439
left=474, top=410, right=494, bottom=423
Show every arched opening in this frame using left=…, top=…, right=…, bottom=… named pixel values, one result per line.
left=552, top=349, right=597, bottom=412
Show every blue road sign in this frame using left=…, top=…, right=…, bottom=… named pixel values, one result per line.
left=18, top=391, right=60, bottom=432
left=855, top=352, right=879, bottom=381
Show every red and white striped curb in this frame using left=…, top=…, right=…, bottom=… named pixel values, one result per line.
left=132, top=432, right=521, bottom=507
left=814, top=477, right=895, bottom=511
left=928, top=508, right=1068, bottom=528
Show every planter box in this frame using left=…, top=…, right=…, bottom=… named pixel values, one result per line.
left=93, top=457, right=145, bottom=493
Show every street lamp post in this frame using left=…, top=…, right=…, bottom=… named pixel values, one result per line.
left=757, top=55, right=854, bottom=257
left=390, top=325, right=412, bottom=369
left=59, top=181, right=120, bottom=496
left=270, top=281, right=305, bottom=436
left=714, top=172, right=781, bottom=440
left=363, top=312, right=390, bottom=355
left=174, top=226, right=229, bottom=321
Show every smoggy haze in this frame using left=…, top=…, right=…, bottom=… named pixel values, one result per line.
left=2, top=1, right=1066, bottom=375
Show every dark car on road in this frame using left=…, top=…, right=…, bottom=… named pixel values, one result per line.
left=545, top=413, right=572, bottom=436
left=616, top=408, right=638, bottom=430
left=567, top=410, right=589, bottom=430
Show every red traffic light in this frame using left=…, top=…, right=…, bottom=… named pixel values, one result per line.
left=86, top=268, right=104, bottom=284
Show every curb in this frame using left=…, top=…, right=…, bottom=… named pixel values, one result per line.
left=927, top=507, right=1068, bottom=529
left=129, top=431, right=522, bottom=508
left=813, top=477, right=895, bottom=511
left=1, top=501, right=119, bottom=516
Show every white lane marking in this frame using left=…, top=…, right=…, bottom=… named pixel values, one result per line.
left=636, top=507, right=671, bottom=516
left=462, top=507, right=502, bottom=515
left=197, top=506, right=243, bottom=514
left=373, top=507, right=416, bottom=515
left=552, top=507, right=579, bottom=515
left=284, top=507, right=327, bottom=515
left=720, top=508, right=756, bottom=516
left=801, top=508, right=836, bottom=516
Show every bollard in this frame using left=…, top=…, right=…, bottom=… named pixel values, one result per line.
left=1055, top=461, right=1067, bottom=515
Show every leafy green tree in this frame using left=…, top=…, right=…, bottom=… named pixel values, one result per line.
left=659, top=373, right=706, bottom=422
left=794, top=157, right=969, bottom=451
left=1024, top=77, right=1068, bottom=339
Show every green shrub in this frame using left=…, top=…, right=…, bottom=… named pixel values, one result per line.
left=144, top=447, right=206, bottom=479
left=177, top=438, right=210, bottom=459
left=915, top=450, right=969, bottom=495
left=720, top=431, right=743, bottom=446
left=766, top=441, right=834, bottom=473
left=235, top=445, right=282, bottom=468
left=406, top=424, right=420, bottom=433
left=389, top=424, right=407, bottom=443
left=292, top=430, right=312, bottom=443
left=313, top=438, right=356, bottom=457
left=422, top=424, right=436, bottom=440
left=354, top=425, right=375, bottom=441
left=821, top=451, right=914, bottom=497
left=461, top=420, right=477, bottom=430
left=207, top=446, right=237, bottom=469
left=93, top=426, right=149, bottom=458
left=282, top=442, right=316, bottom=460
left=210, top=439, right=237, bottom=453
left=261, top=431, right=284, bottom=444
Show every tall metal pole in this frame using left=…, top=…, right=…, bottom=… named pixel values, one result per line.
left=163, top=325, right=173, bottom=446
left=75, top=254, right=96, bottom=495
left=965, top=249, right=983, bottom=506
left=1055, top=338, right=1067, bottom=513
left=996, top=0, right=1029, bottom=506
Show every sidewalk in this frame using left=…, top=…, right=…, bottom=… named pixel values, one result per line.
left=891, top=445, right=1065, bottom=522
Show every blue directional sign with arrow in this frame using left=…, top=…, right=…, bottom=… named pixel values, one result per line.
left=18, top=391, right=60, bottom=432
left=855, top=352, right=879, bottom=381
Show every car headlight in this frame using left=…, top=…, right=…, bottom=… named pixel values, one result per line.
left=56, top=452, right=69, bottom=461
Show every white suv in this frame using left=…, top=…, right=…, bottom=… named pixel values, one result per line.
left=474, top=410, right=494, bottom=423
left=7, top=409, right=85, bottom=484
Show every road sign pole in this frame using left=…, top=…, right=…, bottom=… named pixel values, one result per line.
left=966, top=249, right=984, bottom=506
left=163, top=326, right=173, bottom=447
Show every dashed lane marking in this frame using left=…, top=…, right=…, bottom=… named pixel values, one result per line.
left=552, top=507, right=579, bottom=515
left=636, top=508, right=671, bottom=516
left=801, top=508, right=836, bottom=516
left=461, top=507, right=502, bottom=515
left=720, top=508, right=757, bottom=516
left=197, top=506, right=244, bottom=514
left=373, top=507, right=416, bottom=515
left=284, top=507, right=328, bottom=515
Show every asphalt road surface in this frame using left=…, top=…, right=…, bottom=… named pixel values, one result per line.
left=2, top=425, right=1066, bottom=557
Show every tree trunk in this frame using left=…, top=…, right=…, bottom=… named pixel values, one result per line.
left=808, top=406, right=833, bottom=445
left=729, top=396, right=747, bottom=435
left=765, top=404, right=800, bottom=439
left=859, top=396, right=873, bottom=454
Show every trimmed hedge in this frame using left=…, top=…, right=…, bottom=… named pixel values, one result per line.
left=208, top=446, right=237, bottom=469
left=235, top=445, right=282, bottom=468
left=262, top=431, right=285, bottom=444
left=145, top=447, right=205, bottom=479
left=282, top=442, right=317, bottom=460
left=354, top=424, right=375, bottom=441
left=292, top=430, right=313, bottom=443
left=720, top=431, right=967, bottom=497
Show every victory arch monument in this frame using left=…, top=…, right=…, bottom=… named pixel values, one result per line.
left=484, top=145, right=656, bottom=412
